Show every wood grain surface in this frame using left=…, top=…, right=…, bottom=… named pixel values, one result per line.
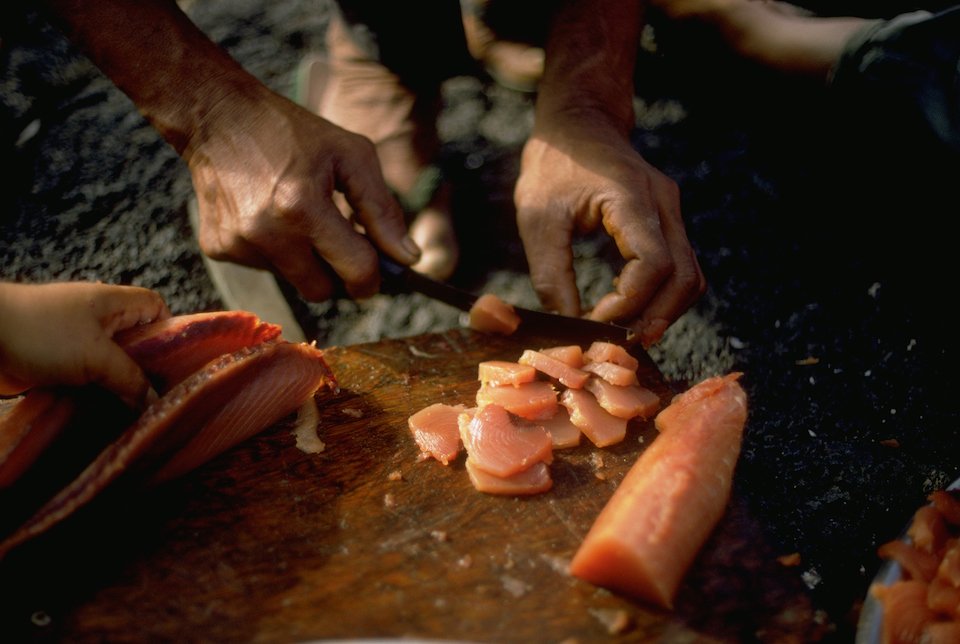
left=0, top=329, right=827, bottom=642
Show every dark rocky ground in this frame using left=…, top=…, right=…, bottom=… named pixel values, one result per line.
left=2, top=1, right=959, bottom=640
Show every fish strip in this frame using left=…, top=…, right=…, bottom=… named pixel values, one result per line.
left=407, top=403, right=466, bottom=465
left=582, top=361, right=638, bottom=387
left=584, top=377, right=660, bottom=420
left=0, top=341, right=336, bottom=558
left=583, top=341, right=639, bottom=371
left=559, top=389, right=627, bottom=448
left=477, top=361, right=537, bottom=387
left=468, top=294, right=521, bottom=335
left=476, top=381, right=558, bottom=421
left=538, top=407, right=581, bottom=449
left=569, top=373, right=747, bottom=608
left=458, top=404, right=552, bottom=478
left=116, top=311, right=282, bottom=393
left=465, top=458, right=552, bottom=496
left=518, top=349, right=590, bottom=389
left=539, top=345, right=584, bottom=368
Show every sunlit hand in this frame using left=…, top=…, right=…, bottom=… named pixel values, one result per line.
left=188, top=88, right=420, bottom=301
left=515, top=118, right=706, bottom=347
left=0, top=282, right=171, bottom=408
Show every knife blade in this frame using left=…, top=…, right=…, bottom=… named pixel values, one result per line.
left=378, top=256, right=635, bottom=345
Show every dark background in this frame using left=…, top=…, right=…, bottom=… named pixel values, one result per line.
left=2, top=0, right=958, bottom=640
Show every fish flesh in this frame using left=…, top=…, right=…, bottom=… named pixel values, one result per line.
left=468, top=293, right=521, bottom=335
left=583, top=377, right=660, bottom=420
left=458, top=403, right=552, bottom=478
left=465, top=458, right=552, bottom=496
left=583, top=341, right=639, bottom=371
left=582, top=361, right=639, bottom=387
left=0, top=311, right=283, bottom=490
left=407, top=403, right=466, bottom=465
left=476, top=381, right=558, bottom=421
left=539, top=345, right=584, bottom=368
left=518, top=349, right=589, bottom=389
left=0, top=341, right=336, bottom=559
left=559, top=389, right=627, bottom=448
left=116, top=311, right=282, bottom=393
left=568, top=373, right=747, bottom=608
left=538, top=406, right=581, bottom=449
left=477, top=361, right=537, bottom=387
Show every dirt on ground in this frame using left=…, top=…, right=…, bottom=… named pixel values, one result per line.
left=2, top=0, right=958, bottom=639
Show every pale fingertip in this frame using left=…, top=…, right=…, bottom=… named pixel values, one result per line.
left=145, top=386, right=160, bottom=407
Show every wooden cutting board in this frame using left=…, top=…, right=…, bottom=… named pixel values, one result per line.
left=0, top=329, right=826, bottom=642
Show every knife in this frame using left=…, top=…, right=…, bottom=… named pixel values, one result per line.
left=378, top=255, right=635, bottom=345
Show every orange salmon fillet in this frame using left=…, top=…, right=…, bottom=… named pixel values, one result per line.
left=583, top=341, right=639, bottom=371
left=569, top=372, right=747, bottom=608
left=476, top=381, right=558, bottom=421
left=540, top=345, right=584, bottom=368
left=559, top=389, right=627, bottom=448
left=539, top=406, right=581, bottom=449
left=407, top=403, right=465, bottom=465
left=477, top=361, right=537, bottom=387
left=465, top=458, right=552, bottom=496
left=458, top=404, right=552, bottom=478
left=584, top=377, right=660, bottom=420
left=519, top=349, right=589, bottom=389
left=582, top=361, right=638, bottom=387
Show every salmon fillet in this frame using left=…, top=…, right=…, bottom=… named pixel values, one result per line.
left=540, top=345, right=584, bottom=368
left=582, top=361, right=638, bottom=387
left=407, top=403, right=465, bottom=465
left=465, top=458, right=552, bottom=496
left=583, top=377, right=660, bottom=420
left=559, top=389, right=627, bottom=448
left=458, top=404, right=553, bottom=478
left=568, top=373, right=747, bottom=608
left=476, top=381, right=558, bottom=421
left=477, top=361, right=537, bottom=387
left=583, top=341, right=639, bottom=371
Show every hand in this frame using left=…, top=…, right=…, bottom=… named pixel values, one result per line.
left=0, top=282, right=170, bottom=407
left=515, top=118, right=706, bottom=347
left=188, top=89, right=421, bottom=302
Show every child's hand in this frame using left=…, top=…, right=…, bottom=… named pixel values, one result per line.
left=0, top=282, right=171, bottom=408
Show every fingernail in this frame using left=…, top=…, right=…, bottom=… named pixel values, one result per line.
left=640, top=318, right=669, bottom=349
left=401, top=236, right=422, bottom=260
left=145, top=386, right=160, bottom=407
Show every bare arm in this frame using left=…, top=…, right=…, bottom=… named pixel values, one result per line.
left=39, top=0, right=420, bottom=300
left=515, top=0, right=705, bottom=346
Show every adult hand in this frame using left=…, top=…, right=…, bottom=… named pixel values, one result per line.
left=0, top=282, right=170, bottom=408
left=515, top=117, right=705, bottom=347
left=188, top=89, right=421, bottom=302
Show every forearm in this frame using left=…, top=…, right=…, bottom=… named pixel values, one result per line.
left=39, top=0, right=271, bottom=160
left=534, top=0, right=642, bottom=135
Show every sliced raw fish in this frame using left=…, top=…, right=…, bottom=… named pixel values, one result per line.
left=569, top=373, right=747, bottom=608
left=477, top=361, right=536, bottom=387
left=539, top=407, right=581, bottom=449
left=476, top=381, right=557, bottom=420
left=559, top=389, right=627, bottom=448
left=0, top=341, right=337, bottom=558
left=458, top=404, right=552, bottom=478
left=407, top=403, right=465, bottom=465
left=0, top=389, right=76, bottom=489
left=582, top=361, right=638, bottom=387
left=584, top=378, right=660, bottom=420
left=116, top=311, right=282, bottom=393
left=539, top=345, right=584, bottom=368
left=518, top=349, right=589, bottom=389
left=465, top=458, right=552, bottom=496
left=583, top=341, right=639, bottom=371
left=468, top=294, right=521, bottom=335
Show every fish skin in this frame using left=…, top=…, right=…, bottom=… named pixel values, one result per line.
left=0, top=341, right=336, bottom=560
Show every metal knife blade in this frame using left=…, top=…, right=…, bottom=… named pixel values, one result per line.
left=378, top=256, right=634, bottom=344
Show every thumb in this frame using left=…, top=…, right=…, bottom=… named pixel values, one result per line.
left=88, top=342, right=157, bottom=411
